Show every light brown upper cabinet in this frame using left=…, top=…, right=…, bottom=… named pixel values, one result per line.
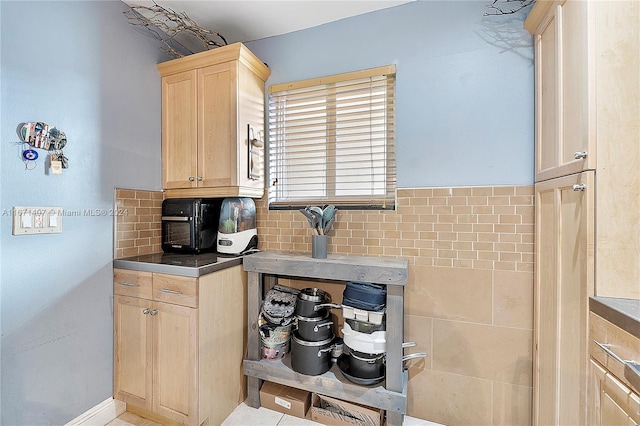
left=526, top=0, right=595, bottom=182
left=158, top=43, right=271, bottom=198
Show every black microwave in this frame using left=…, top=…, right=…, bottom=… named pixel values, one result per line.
left=161, top=198, right=222, bottom=254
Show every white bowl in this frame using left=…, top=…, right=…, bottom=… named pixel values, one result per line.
left=341, top=322, right=386, bottom=354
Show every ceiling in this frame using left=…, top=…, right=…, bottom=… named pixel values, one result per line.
left=122, top=0, right=414, bottom=45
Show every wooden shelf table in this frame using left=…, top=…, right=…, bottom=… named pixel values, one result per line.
left=242, top=251, right=409, bottom=426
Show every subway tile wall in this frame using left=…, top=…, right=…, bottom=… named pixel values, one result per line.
left=112, top=185, right=534, bottom=425
left=255, top=185, right=535, bottom=426
left=114, top=188, right=162, bottom=258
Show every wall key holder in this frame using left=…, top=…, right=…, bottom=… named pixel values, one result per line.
left=17, top=122, right=69, bottom=172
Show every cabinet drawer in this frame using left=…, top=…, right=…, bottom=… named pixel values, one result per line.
left=114, top=269, right=152, bottom=299
left=153, top=273, right=198, bottom=308
left=603, top=371, right=640, bottom=425
left=590, top=312, right=640, bottom=394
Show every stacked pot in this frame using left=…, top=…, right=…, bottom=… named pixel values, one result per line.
left=339, top=282, right=388, bottom=385
left=259, top=286, right=298, bottom=360
left=290, top=288, right=341, bottom=375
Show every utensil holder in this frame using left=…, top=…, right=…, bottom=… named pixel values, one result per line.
left=312, top=235, right=327, bottom=259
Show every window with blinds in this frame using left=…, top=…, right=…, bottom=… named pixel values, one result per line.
left=267, top=65, right=396, bottom=210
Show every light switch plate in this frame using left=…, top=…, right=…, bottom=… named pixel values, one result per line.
left=12, top=206, right=63, bottom=235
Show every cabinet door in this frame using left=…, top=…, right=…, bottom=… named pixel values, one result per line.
left=198, top=62, right=237, bottom=188
left=152, top=300, right=198, bottom=424
left=199, top=265, right=247, bottom=425
left=601, top=374, right=640, bottom=426
left=533, top=0, right=594, bottom=182
left=533, top=171, right=594, bottom=425
left=591, top=359, right=640, bottom=426
left=113, top=295, right=153, bottom=410
left=162, top=70, right=198, bottom=189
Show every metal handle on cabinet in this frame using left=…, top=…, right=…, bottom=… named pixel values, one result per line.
left=188, top=176, right=195, bottom=182
left=160, top=288, right=182, bottom=295
left=573, top=184, right=586, bottom=191
left=149, top=309, right=158, bottom=316
left=574, top=151, right=588, bottom=160
left=118, top=281, right=139, bottom=287
left=594, top=341, right=629, bottom=364
left=197, top=176, right=203, bottom=182
left=593, top=340, right=640, bottom=389
left=143, top=308, right=150, bottom=315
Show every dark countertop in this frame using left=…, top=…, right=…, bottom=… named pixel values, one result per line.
left=113, top=251, right=245, bottom=277
left=590, top=296, right=640, bottom=339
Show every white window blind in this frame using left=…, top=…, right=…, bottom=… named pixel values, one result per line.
left=268, top=65, right=396, bottom=210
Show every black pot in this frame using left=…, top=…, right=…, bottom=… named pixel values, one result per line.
left=290, top=331, right=335, bottom=375
left=295, top=288, right=341, bottom=318
left=348, top=349, right=386, bottom=379
left=296, top=312, right=333, bottom=342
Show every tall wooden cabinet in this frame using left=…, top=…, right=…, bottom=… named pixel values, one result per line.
left=158, top=43, right=271, bottom=199
left=525, top=0, right=640, bottom=424
left=113, top=265, right=247, bottom=426
left=533, top=172, right=594, bottom=426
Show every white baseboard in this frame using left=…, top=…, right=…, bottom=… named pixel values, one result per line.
left=65, top=397, right=126, bottom=426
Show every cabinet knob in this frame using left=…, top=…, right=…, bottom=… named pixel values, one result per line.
left=573, top=184, right=586, bottom=191
left=143, top=308, right=150, bottom=315
left=149, top=309, right=158, bottom=316
left=188, top=176, right=195, bottom=182
left=574, top=151, right=588, bottom=160
left=196, top=176, right=203, bottom=182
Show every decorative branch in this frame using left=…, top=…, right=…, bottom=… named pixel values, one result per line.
left=124, top=1, right=227, bottom=58
left=484, top=0, right=535, bottom=16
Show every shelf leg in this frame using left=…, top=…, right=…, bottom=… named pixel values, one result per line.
left=246, top=271, right=263, bottom=407
left=386, top=284, right=405, bottom=426
left=387, top=411, right=404, bottom=426
left=246, top=376, right=262, bottom=408
left=247, top=271, right=262, bottom=361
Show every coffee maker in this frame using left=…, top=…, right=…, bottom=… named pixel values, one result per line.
left=217, top=197, right=258, bottom=255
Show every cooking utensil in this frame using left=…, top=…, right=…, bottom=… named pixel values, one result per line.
left=295, top=312, right=334, bottom=342
left=309, top=206, right=324, bottom=235
left=299, top=208, right=318, bottom=235
left=337, top=354, right=385, bottom=386
left=295, top=288, right=341, bottom=318
left=339, top=349, right=427, bottom=385
left=290, top=331, right=335, bottom=375
left=322, top=205, right=335, bottom=230
left=323, top=215, right=335, bottom=235
left=348, top=349, right=386, bottom=379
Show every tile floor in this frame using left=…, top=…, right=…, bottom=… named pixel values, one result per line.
left=108, top=402, right=444, bottom=426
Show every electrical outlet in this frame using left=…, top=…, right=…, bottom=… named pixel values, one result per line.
left=12, top=206, right=62, bottom=235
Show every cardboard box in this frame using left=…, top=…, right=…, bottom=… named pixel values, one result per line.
left=259, top=381, right=311, bottom=419
left=309, top=393, right=385, bottom=426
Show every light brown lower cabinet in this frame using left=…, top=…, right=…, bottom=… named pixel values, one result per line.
left=590, top=359, right=640, bottom=426
left=113, top=265, right=247, bottom=426
left=589, top=312, right=640, bottom=426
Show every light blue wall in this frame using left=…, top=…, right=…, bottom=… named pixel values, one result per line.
left=1, top=0, right=532, bottom=424
left=0, top=1, right=165, bottom=424
left=247, top=0, right=534, bottom=188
